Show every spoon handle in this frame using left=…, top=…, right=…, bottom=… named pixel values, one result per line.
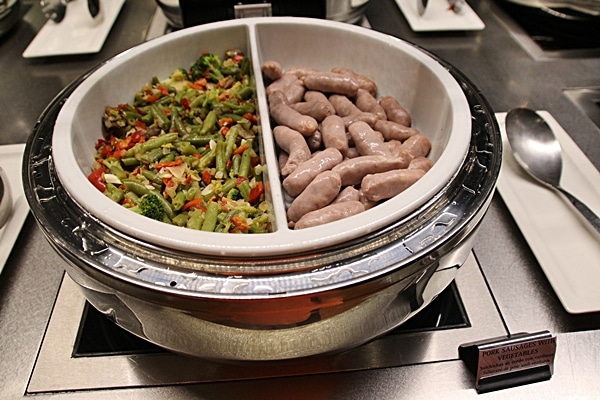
left=557, top=187, right=600, bottom=235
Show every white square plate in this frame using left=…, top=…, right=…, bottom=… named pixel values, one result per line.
left=23, top=0, right=125, bottom=58
left=396, top=0, right=485, bottom=32
left=497, top=111, right=600, bottom=314
left=0, top=144, right=30, bottom=275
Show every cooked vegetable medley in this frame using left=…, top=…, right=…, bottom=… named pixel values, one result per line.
left=89, top=50, right=273, bottom=233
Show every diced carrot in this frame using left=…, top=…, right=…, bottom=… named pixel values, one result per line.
left=182, top=197, right=204, bottom=211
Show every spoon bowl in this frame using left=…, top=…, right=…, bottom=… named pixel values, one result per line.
left=506, top=107, right=600, bottom=234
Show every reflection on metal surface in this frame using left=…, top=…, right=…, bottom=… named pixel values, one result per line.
left=492, top=1, right=600, bottom=60
left=564, top=87, right=600, bottom=131
left=28, top=253, right=507, bottom=394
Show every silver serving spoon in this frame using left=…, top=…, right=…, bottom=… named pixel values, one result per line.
left=506, top=107, right=600, bottom=234
left=0, top=166, right=12, bottom=229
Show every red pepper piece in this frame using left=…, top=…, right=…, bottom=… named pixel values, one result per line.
left=201, top=169, right=212, bottom=185
left=88, top=167, right=107, bottom=192
left=248, top=181, right=264, bottom=204
left=155, top=157, right=183, bottom=170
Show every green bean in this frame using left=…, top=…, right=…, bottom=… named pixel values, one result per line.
left=172, top=191, right=186, bottom=211
left=139, top=147, right=164, bottom=164
left=124, top=191, right=141, bottom=205
left=171, top=107, right=187, bottom=134
left=186, top=186, right=199, bottom=201
left=198, top=147, right=216, bottom=170
left=140, top=132, right=178, bottom=153
left=175, top=141, right=199, bottom=155
left=224, top=125, right=238, bottom=161
left=104, top=183, right=124, bottom=203
left=238, top=146, right=252, bottom=178
left=156, top=95, right=173, bottom=106
left=201, top=201, right=219, bottom=231
left=231, top=154, right=241, bottom=177
left=124, top=110, right=143, bottom=121
left=190, top=93, right=206, bottom=109
left=158, top=151, right=176, bottom=164
left=200, top=110, right=217, bottom=135
left=149, top=104, right=171, bottom=131
left=187, top=134, right=219, bottom=147
left=172, top=213, right=188, bottom=227
left=102, top=159, right=127, bottom=180
left=236, top=85, right=254, bottom=100
left=238, top=180, right=251, bottom=201
left=123, top=179, right=152, bottom=196
left=121, top=156, right=140, bottom=167
left=155, top=192, right=175, bottom=220
left=187, top=209, right=204, bottom=230
left=215, top=141, right=227, bottom=178
left=220, top=178, right=237, bottom=195
left=141, top=169, right=162, bottom=185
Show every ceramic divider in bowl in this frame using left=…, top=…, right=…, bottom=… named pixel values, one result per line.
left=52, top=17, right=471, bottom=258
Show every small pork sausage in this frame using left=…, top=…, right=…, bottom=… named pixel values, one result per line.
left=306, top=129, right=322, bottom=152
left=331, top=155, right=411, bottom=186
left=374, top=120, right=420, bottom=142
left=379, top=96, right=412, bottom=127
left=329, top=94, right=362, bottom=117
left=304, top=90, right=331, bottom=103
left=358, top=188, right=379, bottom=210
left=278, top=151, right=289, bottom=173
left=385, top=140, right=407, bottom=159
left=268, top=90, right=288, bottom=106
left=400, top=133, right=432, bottom=158
left=321, top=115, right=349, bottom=156
left=273, top=126, right=311, bottom=176
left=348, top=121, right=391, bottom=157
left=270, top=103, right=318, bottom=136
left=261, top=60, right=283, bottom=81
left=355, top=89, right=387, bottom=120
left=333, top=186, right=361, bottom=203
left=265, top=74, right=299, bottom=96
left=342, top=112, right=378, bottom=129
left=361, top=169, right=425, bottom=202
left=287, top=171, right=342, bottom=223
left=285, top=81, right=306, bottom=104
left=303, top=72, right=359, bottom=97
left=294, top=201, right=365, bottom=230
left=282, top=148, right=343, bottom=197
left=284, top=66, right=321, bottom=79
left=291, top=101, right=336, bottom=122
left=331, top=67, right=377, bottom=96
left=408, top=156, right=433, bottom=172
left=345, top=147, right=361, bottom=159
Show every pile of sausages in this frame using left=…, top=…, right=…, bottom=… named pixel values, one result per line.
left=261, top=61, right=433, bottom=230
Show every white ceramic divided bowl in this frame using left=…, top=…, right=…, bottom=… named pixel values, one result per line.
left=52, top=17, right=471, bottom=257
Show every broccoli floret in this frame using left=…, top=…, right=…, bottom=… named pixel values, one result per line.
left=190, top=53, right=224, bottom=82
left=170, top=68, right=189, bottom=82
left=138, top=193, right=165, bottom=221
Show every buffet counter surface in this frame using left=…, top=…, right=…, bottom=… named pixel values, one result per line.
left=1, top=0, right=599, bottom=398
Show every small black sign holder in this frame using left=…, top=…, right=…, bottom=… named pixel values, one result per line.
left=459, top=331, right=556, bottom=393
